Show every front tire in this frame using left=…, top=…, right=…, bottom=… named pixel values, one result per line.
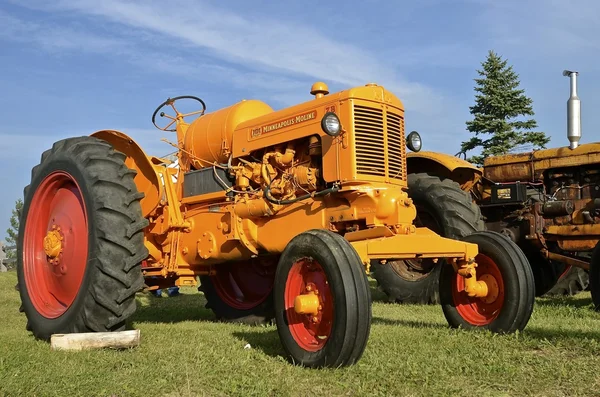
left=440, top=231, right=535, bottom=333
left=371, top=173, right=484, bottom=304
left=274, top=230, right=371, bottom=368
left=17, top=137, right=148, bottom=340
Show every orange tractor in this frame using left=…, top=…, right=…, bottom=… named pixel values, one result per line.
left=380, top=70, right=596, bottom=307
left=17, top=82, right=534, bottom=368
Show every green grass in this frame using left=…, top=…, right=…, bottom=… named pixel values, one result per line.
left=1, top=271, right=599, bottom=397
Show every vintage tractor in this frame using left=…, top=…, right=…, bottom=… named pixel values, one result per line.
left=386, top=70, right=595, bottom=307
left=16, top=81, right=535, bottom=368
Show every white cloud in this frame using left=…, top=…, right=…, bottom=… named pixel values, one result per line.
left=9, top=0, right=450, bottom=114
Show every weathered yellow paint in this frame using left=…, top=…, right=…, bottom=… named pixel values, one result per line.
left=483, top=142, right=600, bottom=182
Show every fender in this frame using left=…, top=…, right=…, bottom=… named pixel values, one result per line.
left=91, top=130, right=164, bottom=217
left=406, top=151, right=482, bottom=191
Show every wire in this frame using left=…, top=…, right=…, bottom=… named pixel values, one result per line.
left=263, top=181, right=340, bottom=205
left=212, top=165, right=260, bottom=195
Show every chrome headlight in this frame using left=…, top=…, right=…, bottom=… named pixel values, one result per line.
left=321, top=112, right=341, bottom=136
left=406, top=131, right=422, bottom=152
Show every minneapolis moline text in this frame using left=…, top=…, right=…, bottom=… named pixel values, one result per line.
left=252, top=110, right=317, bottom=137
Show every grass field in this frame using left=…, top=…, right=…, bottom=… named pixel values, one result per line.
left=1, top=271, right=599, bottom=397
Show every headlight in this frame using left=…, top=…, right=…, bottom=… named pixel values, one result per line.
left=406, top=131, right=422, bottom=152
left=321, top=112, right=341, bottom=136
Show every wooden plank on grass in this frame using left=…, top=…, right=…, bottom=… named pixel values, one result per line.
left=50, top=329, right=140, bottom=351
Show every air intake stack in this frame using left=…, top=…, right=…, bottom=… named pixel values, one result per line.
left=563, top=69, right=581, bottom=149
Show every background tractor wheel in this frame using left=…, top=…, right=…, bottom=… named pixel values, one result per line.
left=590, top=241, right=600, bottom=311
left=544, top=265, right=589, bottom=297
left=521, top=246, right=569, bottom=297
left=439, top=231, right=535, bottom=333
left=17, top=136, right=148, bottom=340
left=371, top=173, right=484, bottom=304
left=199, top=257, right=277, bottom=325
left=274, top=229, right=371, bottom=368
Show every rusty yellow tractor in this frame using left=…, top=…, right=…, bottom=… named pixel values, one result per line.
left=382, top=70, right=596, bottom=308
left=16, top=81, right=534, bottom=368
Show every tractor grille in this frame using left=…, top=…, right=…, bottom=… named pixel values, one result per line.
left=353, top=104, right=406, bottom=181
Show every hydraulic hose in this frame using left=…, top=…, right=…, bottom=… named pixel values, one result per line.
left=263, top=183, right=340, bottom=205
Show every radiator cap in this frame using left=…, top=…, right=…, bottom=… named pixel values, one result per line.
left=311, top=82, right=329, bottom=98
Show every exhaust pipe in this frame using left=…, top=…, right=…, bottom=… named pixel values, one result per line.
left=563, top=70, right=581, bottom=150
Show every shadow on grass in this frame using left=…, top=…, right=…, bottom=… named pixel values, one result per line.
left=368, top=279, right=391, bottom=303
left=232, top=328, right=284, bottom=360
left=371, top=316, right=446, bottom=329
left=525, top=326, right=600, bottom=342
left=131, top=291, right=216, bottom=324
left=535, top=295, right=595, bottom=309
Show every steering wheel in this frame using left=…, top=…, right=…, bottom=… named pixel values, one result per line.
left=151, top=95, right=207, bottom=132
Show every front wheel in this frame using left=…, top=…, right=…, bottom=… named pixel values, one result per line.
left=440, top=231, right=535, bottom=333
left=274, top=229, right=372, bottom=368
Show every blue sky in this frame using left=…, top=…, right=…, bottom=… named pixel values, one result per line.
left=1, top=0, right=600, bottom=240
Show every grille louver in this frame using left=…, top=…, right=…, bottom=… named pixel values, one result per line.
left=353, top=104, right=406, bottom=181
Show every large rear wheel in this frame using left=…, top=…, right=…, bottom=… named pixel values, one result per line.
left=17, top=136, right=148, bottom=340
left=199, top=257, right=277, bottom=325
left=440, top=231, right=535, bottom=333
left=371, top=173, right=484, bottom=304
left=274, top=229, right=371, bottom=368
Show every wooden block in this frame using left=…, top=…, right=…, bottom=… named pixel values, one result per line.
left=50, top=329, right=141, bottom=351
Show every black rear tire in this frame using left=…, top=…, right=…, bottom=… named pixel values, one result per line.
left=199, top=257, right=276, bottom=326
left=17, top=136, right=148, bottom=340
left=440, top=231, right=535, bottom=333
left=371, top=173, right=484, bottom=304
left=274, top=229, right=371, bottom=368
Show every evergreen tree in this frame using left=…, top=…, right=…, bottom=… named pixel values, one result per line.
left=460, top=50, right=550, bottom=166
left=5, top=198, right=22, bottom=259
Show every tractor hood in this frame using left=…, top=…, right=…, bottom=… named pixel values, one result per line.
left=483, top=142, right=600, bottom=183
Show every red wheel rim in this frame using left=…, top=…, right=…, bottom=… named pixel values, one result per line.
left=284, top=258, right=333, bottom=352
left=452, top=254, right=505, bottom=326
left=212, top=260, right=275, bottom=310
left=23, top=171, right=89, bottom=319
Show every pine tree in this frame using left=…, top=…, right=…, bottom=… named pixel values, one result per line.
left=460, top=50, right=550, bottom=166
left=5, top=198, right=22, bottom=259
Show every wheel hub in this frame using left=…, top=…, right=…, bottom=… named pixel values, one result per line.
left=43, top=228, right=63, bottom=258
left=479, top=274, right=499, bottom=304
left=294, top=284, right=320, bottom=315
left=285, top=259, right=333, bottom=351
